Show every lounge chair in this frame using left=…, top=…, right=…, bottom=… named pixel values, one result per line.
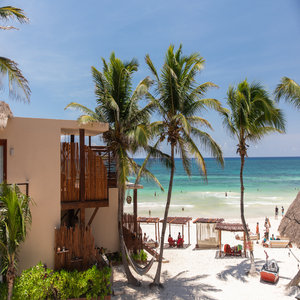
left=269, top=240, right=289, bottom=248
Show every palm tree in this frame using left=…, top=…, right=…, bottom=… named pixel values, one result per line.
left=0, top=184, right=32, bottom=300
left=146, top=44, right=224, bottom=286
left=66, top=52, right=167, bottom=286
left=221, top=80, right=285, bottom=274
left=275, top=77, right=300, bottom=110
left=0, top=5, right=30, bottom=102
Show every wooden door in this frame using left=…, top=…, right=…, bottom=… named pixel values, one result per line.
left=0, top=140, right=7, bottom=182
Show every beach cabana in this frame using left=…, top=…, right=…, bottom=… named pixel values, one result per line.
left=193, top=218, right=224, bottom=249
left=215, top=222, right=249, bottom=258
left=160, top=217, right=192, bottom=247
left=137, top=217, right=160, bottom=243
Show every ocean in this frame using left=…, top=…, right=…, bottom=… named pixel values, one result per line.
left=124, top=157, right=300, bottom=219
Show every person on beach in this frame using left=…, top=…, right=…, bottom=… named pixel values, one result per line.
left=256, top=222, right=260, bottom=244
left=143, top=233, right=148, bottom=242
left=177, top=232, right=183, bottom=247
left=270, top=234, right=275, bottom=240
left=275, top=206, right=279, bottom=219
left=149, top=210, right=151, bottom=217
left=265, top=222, right=269, bottom=240
left=168, top=234, right=175, bottom=247
left=282, top=206, right=284, bottom=216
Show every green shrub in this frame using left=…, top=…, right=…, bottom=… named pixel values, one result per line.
left=0, top=281, right=8, bottom=300
left=140, top=249, right=148, bottom=262
left=131, top=250, right=148, bottom=263
left=12, top=263, right=111, bottom=300
left=13, top=263, right=53, bottom=300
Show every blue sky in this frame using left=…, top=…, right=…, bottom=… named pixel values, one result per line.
left=2, top=0, right=300, bottom=157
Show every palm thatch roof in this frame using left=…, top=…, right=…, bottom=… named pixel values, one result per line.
left=160, top=217, right=192, bottom=225
left=0, top=101, right=13, bottom=129
left=193, top=218, right=224, bottom=224
left=278, top=192, right=300, bottom=246
left=215, top=222, right=249, bottom=232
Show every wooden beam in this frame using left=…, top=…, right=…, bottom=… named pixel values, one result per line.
left=61, top=200, right=109, bottom=210
left=188, top=221, right=190, bottom=245
left=88, top=207, right=99, bottom=226
left=133, top=189, right=137, bottom=235
left=79, top=129, right=85, bottom=226
left=243, top=232, right=246, bottom=257
left=219, top=230, right=222, bottom=257
left=89, top=136, right=91, bottom=146
left=70, top=135, right=74, bottom=143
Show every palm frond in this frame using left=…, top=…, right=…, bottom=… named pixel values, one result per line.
left=0, top=6, right=28, bottom=24
left=0, top=57, right=30, bottom=102
left=274, top=77, right=300, bottom=109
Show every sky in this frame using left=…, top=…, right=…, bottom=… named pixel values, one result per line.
left=1, top=0, right=300, bottom=157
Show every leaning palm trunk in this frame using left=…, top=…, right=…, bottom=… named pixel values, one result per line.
left=153, top=145, right=175, bottom=286
left=287, top=270, right=300, bottom=289
left=240, top=152, right=256, bottom=274
left=117, top=160, right=140, bottom=286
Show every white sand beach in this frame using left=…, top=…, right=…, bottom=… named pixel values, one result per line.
left=112, top=216, right=300, bottom=299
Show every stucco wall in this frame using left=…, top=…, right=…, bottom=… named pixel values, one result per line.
left=0, top=117, right=112, bottom=272
left=86, top=188, right=119, bottom=252
left=0, top=117, right=62, bottom=271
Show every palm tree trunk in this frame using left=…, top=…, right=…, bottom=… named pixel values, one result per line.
left=152, top=144, right=175, bottom=286
left=240, top=152, right=256, bottom=274
left=117, top=159, right=140, bottom=286
left=6, top=263, right=15, bottom=300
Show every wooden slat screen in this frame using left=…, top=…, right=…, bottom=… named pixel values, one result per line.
left=54, top=225, right=97, bottom=271
left=61, top=142, right=108, bottom=203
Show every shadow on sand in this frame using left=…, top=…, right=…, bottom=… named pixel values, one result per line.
left=217, top=259, right=265, bottom=283
left=112, top=268, right=222, bottom=300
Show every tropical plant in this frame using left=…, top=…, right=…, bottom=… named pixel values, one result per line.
left=0, top=184, right=32, bottom=300
left=275, top=77, right=300, bottom=110
left=146, top=44, right=224, bottom=286
left=65, top=52, right=167, bottom=286
left=12, top=263, right=111, bottom=300
left=0, top=6, right=30, bottom=102
left=221, top=80, right=285, bottom=274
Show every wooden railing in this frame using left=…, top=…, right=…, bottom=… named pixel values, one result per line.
left=61, top=143, right=108, bottom=203
left=54, top=225, right=97, bottom=271
left=90, top=146, right=117, bottom=188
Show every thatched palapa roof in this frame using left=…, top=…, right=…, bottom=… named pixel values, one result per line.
left=0, top=101, right=13, bottom=129
left=160, top=217, right=192, bottom=225
left=215, top=222, right=249, bottom=232
left=193, top=218, right=224, bottom=224
left=137, top=217, right=160, bottom=223
left=278, top=192, right=300, bottom=246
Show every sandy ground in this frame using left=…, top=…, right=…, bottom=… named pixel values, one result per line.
left=112, top=216, right=300, bottom=300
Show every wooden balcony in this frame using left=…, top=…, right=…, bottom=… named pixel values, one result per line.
left=61, top=142, right=115, bottom=210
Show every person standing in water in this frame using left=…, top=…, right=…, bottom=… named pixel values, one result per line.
left=275, top=206, right=279, bottom=219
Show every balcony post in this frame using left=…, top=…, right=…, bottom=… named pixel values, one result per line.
left=79, top=129, right=85, bottom=226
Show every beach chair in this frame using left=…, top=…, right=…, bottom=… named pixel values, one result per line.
left=269, top=240, right=289, bottom=248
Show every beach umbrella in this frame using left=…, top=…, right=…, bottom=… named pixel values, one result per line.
left=0, top=101, right=13, bottom=129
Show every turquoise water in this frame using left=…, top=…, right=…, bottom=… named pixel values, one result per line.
left=124, top=157, right=300, bottom=218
